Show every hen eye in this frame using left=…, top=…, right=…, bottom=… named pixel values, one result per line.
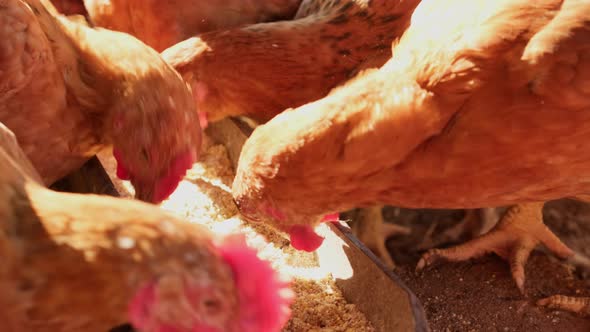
left=140, top=148, right=149, bottom=161
left=203, top=299, right=221, bottom=312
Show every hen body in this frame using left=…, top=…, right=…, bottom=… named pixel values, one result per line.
left=1, top=0, right=201, bottom=203
left=84, top=0, right=303, bottom=52
left=233, top=0, right=590, bottom=312
left=0, top=123, right=292, bottom=331
left=163, top=0, right=420, bottom=124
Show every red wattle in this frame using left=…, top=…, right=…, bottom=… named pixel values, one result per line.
left=288, top=225, right=325, bottom=252
left=322, top=213, right=340, bottom=222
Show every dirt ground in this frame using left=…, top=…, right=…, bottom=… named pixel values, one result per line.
left=379, top=200, right=590, bottom=332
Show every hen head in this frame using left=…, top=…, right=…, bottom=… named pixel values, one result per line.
left=232, top=175, right=338, bottom=253
left=232, top=108, right=345, bottom=252
left=128, top=234, right=293, bottom=332
left=107, top=56, right=201, bottom=204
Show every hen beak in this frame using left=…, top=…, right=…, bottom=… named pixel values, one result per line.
left=233, top=197, right=261, bottom=222
left=133, top=183, right=159, bottom=204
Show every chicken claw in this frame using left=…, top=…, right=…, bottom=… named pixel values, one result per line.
left=418, top=208, right=500, bottom=250
left=350, top=206, right=411, bottom=269
left=416, top=202, right=574, bottom=293
left=537, top=295, right=590, bottom=316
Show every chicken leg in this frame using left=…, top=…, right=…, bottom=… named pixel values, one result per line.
left=418, top=208, right=501, bottom=250
left=416, top=202, right=574, bottom=293
left=349, top=205, right=411, bottom=268
left=537, top=296, right=590, bottom=316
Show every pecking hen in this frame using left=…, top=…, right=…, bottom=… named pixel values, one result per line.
left=232, top=0, right=590, bottom=314
left=161, top=0, right=421, bottom=265
left=1, top=0, right=201, bottom=203
left=0, top=122, right=293, bottom=332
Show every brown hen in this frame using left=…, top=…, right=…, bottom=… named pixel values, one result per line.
left=232, top=0, right=590, bottom=314
left=0, top=123, right=293, bottom=332
left=1, top=0, right=201, bottom=203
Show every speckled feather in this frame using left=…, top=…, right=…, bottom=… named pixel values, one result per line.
left=84, top=0, right=303, bottom=52
left=162, top=0, right=420, bottom=123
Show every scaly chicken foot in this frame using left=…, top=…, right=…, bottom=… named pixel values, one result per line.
left=349, top=205, right=411, bottom=269
left=418, top=208, right=500, bottom=250
left=416, top=202, right=574, bottom=293
left=537, top=295, right=590, bottom=316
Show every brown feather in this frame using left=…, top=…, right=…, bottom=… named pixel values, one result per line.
left=84, top=0, right=303, bottom=52
left=162, top=0, right=421, bottom=123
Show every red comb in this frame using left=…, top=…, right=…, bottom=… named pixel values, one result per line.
left=287, top=225, right=325, bottom=252
left=216, top=234, right=293, bottom=332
